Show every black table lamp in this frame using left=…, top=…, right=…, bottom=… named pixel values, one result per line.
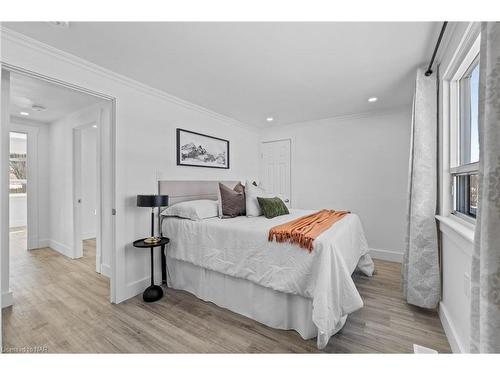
left=137, top=194, right=169, bottom=244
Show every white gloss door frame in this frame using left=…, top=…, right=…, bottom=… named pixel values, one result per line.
left=1, top=63, right=117, bottom=304
left=1, top=69, right=9, bottom=334
left=1, top=69, right=13, bottom=310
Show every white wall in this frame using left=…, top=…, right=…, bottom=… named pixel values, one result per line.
left=80, top=126, right=97, bottom=239
left=1, top=29, right=261, bottom=303
left=438, top=217, right=473, bottom=353
left=260, top=108, right=411, bottom=260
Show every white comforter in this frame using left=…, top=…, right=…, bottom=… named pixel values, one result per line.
left=162, top=209, right=374, bottom=348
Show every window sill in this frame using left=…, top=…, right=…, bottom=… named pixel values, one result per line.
left=436, top=215, right=475, bottom=245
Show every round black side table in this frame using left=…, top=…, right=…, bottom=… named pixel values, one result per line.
left=133, top=237, right=170, bottom=302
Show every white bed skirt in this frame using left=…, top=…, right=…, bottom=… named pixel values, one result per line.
left=167, top=256, right=334, bottom=341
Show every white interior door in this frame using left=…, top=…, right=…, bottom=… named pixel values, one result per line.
left=261, top=139, right=291, bottom=207
left=73, top=121, right=103, bottom=274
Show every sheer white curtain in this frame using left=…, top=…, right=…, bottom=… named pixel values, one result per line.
left=401, top=68, right=440, bottom=309
left=470, top=22, right=500, bottom=353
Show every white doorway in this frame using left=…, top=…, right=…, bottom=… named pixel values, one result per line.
left=1, top=67, right=116, bottom=310
left=8, top=122, right=42, bottom=252
left=260, top=139, right=292, bottom=206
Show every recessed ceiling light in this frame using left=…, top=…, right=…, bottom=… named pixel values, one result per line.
left=368, top=97, right=378, bottom=103
left=92, top=125, right=97, bottom=128
left=31, top=104, right=46, bottom=112
left=20, top=111, right=30, bottom=116
left=266, top=117, right=274, bottom=122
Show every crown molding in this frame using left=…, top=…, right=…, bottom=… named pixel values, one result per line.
left=0, top=27, right=258, bottom=133
left=263, top=105, right=411, bottom=133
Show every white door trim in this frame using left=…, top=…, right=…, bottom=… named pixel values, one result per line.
left=9, top=122, right=40, bottom=250
left=1, top=69, right=12, bottom=318
left=1, top=65, right=117, bottom=304
left=95, top=111, right=103, bottom=274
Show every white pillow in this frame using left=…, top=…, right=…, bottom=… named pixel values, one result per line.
left=245, top=180, right=273, bottom=217
left=161, top=199, right=219, bottom=221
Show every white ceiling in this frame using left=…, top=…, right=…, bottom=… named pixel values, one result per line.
left=10, top=72, right=103, bottom=123
left=4, top=22, right=441, bottom=127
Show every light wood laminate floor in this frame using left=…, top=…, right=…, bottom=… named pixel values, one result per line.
left=2, top=228, right=451, bottom=353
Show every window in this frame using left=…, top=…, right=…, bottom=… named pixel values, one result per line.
left=451, top=58, right=480, bottom=220
left=9, top=132, right=27, bottom=195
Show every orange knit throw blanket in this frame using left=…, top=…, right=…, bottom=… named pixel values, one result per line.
left=268, top=209, right=350, bottom=252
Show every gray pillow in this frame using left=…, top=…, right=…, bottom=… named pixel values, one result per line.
left=219, top=183, right=246, bottom=218
left=233, top=181, right=245, bottom=194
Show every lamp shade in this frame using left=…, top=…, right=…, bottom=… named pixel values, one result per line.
left=136, top=194, right=169, bottom=207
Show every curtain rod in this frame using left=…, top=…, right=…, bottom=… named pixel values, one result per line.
left=425, top=22, right=448, bottom=77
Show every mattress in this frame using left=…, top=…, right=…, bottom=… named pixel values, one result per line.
left=162, top=208, right=374, bottom=348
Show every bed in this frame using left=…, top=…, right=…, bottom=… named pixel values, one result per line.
left=159, top=180, right=374, bottom=349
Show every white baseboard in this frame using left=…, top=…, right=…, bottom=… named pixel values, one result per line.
left=49, top=239, right=73, bottom=258
left=38, top=238, right=50, bottom=248
left=122, top=271, right=164, bottom=303
left=370, top=248, right=403, bottom=263
left=123, top=276, right=151, bottom=303
left=101, top=263, right=111, bottom=278
left=82, top=232, right=96, bottom=240
left=439, top=302, right=466, bottom=353
left=2, top=290, right=14, bottom=308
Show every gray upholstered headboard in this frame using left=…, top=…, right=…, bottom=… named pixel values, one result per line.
left=158, top=180, right=240, bottom=205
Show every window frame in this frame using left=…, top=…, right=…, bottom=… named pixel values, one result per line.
left=452, top=55, right=479, bottom=223
left=441, top=28, right=481, bottom=226
left=458, top=56, right=479, bottom=166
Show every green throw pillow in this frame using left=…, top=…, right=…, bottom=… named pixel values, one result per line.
left=257, top=197, right=289, bottom=219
